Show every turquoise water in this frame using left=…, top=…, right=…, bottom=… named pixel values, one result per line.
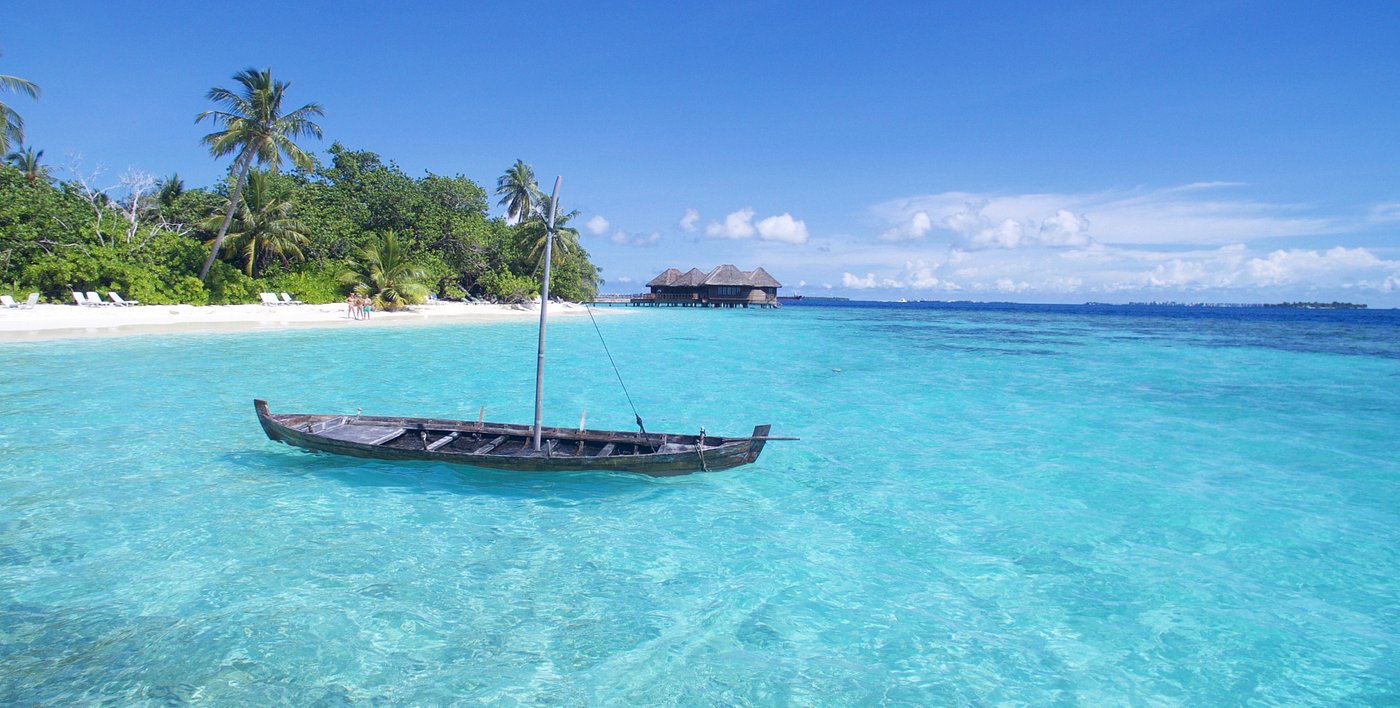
left=2, top=303, right=1398, bottom=704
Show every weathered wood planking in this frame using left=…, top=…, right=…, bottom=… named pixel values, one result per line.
left=255, top=400, right=791, bottom=476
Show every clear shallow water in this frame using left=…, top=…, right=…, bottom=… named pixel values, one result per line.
left=1, top=303, right=1397, bottom=704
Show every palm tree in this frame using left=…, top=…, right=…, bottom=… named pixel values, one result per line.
left=0, top=54, right=40, bottom=155
left=195, top=67, right=323, bottom=281
left=342, top=231, right=429, bottom=311
left=198, top=170, right=309, bottom=277
left=495, top=160, right=541, bottom=225
left=157, top=173, right=185, bottom=209
left=517, top=206, right=582, bottom=272
left=5, top=145, right=44, bottom=185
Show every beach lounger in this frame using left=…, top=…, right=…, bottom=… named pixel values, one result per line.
left=108, top=292, right=139, bottom=306
left=72, top=291, right=88, bottom=306
left=0, top=295, right=17, bottom=309
left=85, top=291, right=112, bottom=307
left=22, top=293, right=38, bottom=309
left=259, top=292, right=282, bottom=306
left=280, top=292, right=303, bottom=305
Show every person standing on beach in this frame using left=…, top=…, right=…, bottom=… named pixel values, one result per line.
left=346, top=293, right=357, bottom=320
left=363, top=296, right=372, bottom=321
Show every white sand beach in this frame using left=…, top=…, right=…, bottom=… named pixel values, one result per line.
left=0, top=300, right=608, bottom=342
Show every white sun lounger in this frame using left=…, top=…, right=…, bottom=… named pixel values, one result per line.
left=85, top=291, right=112, bottom=307
left=72, top=291, right=88, bottom=306
left=108, top=292, right=139, bottom=306
left=279, top=292, right=303, bottom=305
left=22, top=293, right=38, bottom=309
left=0, top=295, right=17, bottom=309
left=259, top=292, right=282, bottom=306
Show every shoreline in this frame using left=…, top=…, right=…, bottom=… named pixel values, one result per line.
left=0, top=301, right=612, bottom=343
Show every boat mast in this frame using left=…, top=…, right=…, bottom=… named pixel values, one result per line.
left=532, top=176, right=562, bottom=451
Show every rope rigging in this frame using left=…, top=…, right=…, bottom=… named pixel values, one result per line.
left=585, top=304, right=647, bottom=435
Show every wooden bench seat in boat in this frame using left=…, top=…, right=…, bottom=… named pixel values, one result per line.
left=319, top=424, right=406, bottom=446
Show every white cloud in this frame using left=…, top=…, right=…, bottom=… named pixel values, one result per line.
left=812, top=237, right=1400, bottom=303
left=842, top=273, right=880, bottom=289
left=706, top=208, right=756, bottom=239
left=1038, top=209, right=1092, bottom=247
left=936, top=207, right=1030, bottom=250
left=610, top=229, right=661, bottom=248
left=614, top=276, right=634, bottom=284
left=900, top=259, right=948, bottom=289
left=1244, top=246, right=1385, bottom=287
left=871, top=184, right=1351, bottom=247
left=704, top=207, right=809, bottom=244
left=688, top=184, right=1400, bottom=304
left=1166, top=181, right=1249, bottom=192
left=1368, top=203, right=1400, bottom=224
left=879, top=210, right=933, bottom=241
left=585, top=215, right=609, bottom=235
left=678, top=208, right=700, bottom=233
left=840, top=268, right=929, bottom=291
left=756, top=213, right=809, bottom=244
left=972, top=218, right=1026, bottom=249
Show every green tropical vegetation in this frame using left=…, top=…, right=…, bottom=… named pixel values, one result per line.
left=5, top=145, right=43, bottom=185
left=495, top=159, right=541, bottom=225
left=342, top=231, right=429, bottom=311
left=197, top=169, right=309, bottom=277
left=519, top=206, right=582, bottom=272
left=195, top=68, right=324, bottom=281
left=1, top=53, right=41, bottom=154
left=0, top=64, right=601, bottom=307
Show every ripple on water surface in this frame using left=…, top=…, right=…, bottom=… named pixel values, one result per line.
left=1, top=304, right=1398, bottom=703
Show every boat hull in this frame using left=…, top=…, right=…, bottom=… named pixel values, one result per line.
left=254, top=400, right=772, bottom=476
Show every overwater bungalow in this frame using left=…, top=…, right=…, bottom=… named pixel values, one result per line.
left=634, top=265, right=783, bottom=308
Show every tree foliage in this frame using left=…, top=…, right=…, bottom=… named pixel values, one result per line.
left=342, top=231, right=429, bottom=311
left=495, top=159, right=541, bottom=225
left=195, top=67, right=323, bottom=280
left=197, top=169, right=308, bottom=277
left=0, top=61, right=600, bottom=308
left=0, top=55, right=41, bottom=154
left=5, top=145, right=44, bottom=185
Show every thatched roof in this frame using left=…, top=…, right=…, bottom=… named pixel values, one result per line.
left=703, top=264, right=751, bottom=286
left=747, top=266, right=781, bottom=288
left=646, top=264, right=784, bottom=289
left=678, top=268, right=709, bottom=287
left=646, top=268, right=682, bottom=287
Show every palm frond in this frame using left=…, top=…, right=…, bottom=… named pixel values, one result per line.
left=0, top=75, right=40, bottom=99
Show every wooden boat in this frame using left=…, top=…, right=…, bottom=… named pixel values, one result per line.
left=255, top=400, right=779, bottom=476
left=255, top=176, right=792, bottom=475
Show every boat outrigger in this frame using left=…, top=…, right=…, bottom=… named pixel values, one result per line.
left=255, top=176, right=793, bottom=475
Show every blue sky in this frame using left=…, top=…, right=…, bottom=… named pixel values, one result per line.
left=7, top=1, right=1400, bottom=304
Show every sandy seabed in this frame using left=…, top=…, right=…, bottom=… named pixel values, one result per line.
left=0, top=301, right=608, bottom=342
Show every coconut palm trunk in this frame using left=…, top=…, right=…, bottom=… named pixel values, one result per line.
left=199, top=150, right=255, bottom=281
left=195, top=67, right=322, bottom=282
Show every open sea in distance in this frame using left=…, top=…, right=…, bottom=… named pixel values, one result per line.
left=1, top=301, right=1397, bottom=704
